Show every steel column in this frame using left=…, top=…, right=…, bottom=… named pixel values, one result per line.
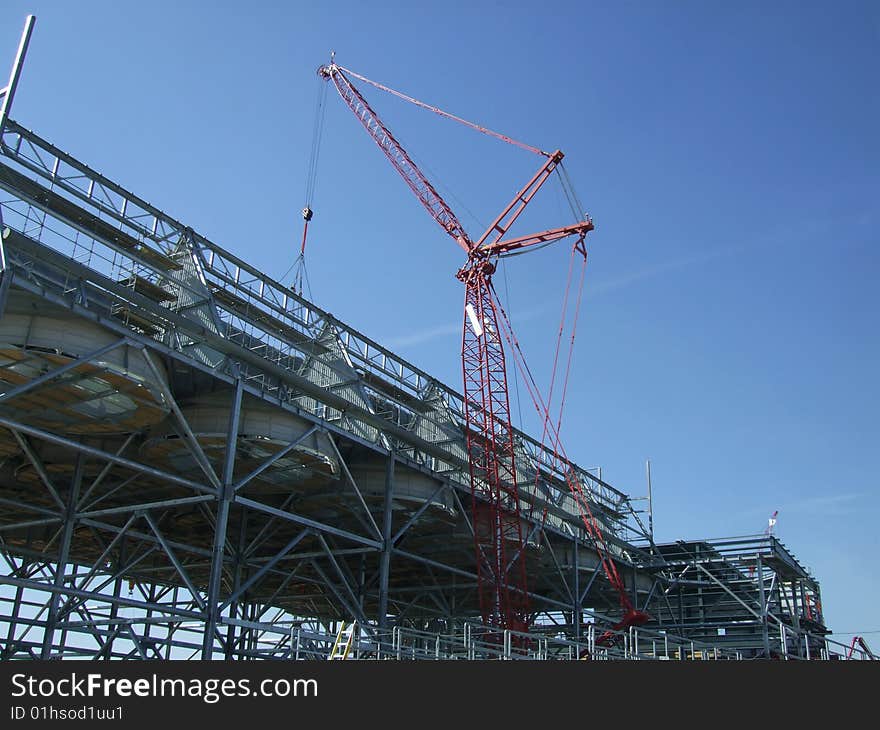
left=202, top=379, right=242, bottom=657
left=40, top=454, right=83, bottom=658
left=756, top=555, right=771, bottom=657
left=2, top=556, right=26, bottom=658
left=378, top=450, right=395, bottom=629
left=573, top=536, right=581, bottom=641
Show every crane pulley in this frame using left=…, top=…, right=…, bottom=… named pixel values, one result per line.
left=318, top=59, right=644, bottom=638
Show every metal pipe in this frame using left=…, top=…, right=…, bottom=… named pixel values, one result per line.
left=0, top=15, right=35, bottom=134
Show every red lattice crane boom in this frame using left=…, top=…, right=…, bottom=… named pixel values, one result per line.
left=320, top=61, right=645, bottom=638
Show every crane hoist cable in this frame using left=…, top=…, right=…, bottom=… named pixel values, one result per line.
left=497, top=237, right=588, bottom=528
left=492, top=294, right=649, bottom=638
left=286, top=72, right=329, bottom=296
left=497, top=164, right=589, bottom=519
left=336, top=64, right=550, bottom=158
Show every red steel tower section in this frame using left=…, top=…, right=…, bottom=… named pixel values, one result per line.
left=458, top=258, right=529, bottom=632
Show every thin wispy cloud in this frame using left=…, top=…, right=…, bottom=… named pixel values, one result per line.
left=586, top=243, right=746, bottom=298
left=384, top=304, right=551, bottom=349
left=584, top=207, right=873, bottom=299
left=738, top=492, right=867, bottom=522
left=384, top=321, right=462, bottom=348
left=785, top=492, right=866, bottom=514
left=378, top=206, right=864, bottom=347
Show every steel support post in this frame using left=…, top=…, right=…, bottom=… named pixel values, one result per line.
left=756, top=555, right=771, bottom=658
left=105, top=532, right=127, bottom=660
left=695, top=545, right=705, bottom=628
left=0, top=262, right=11, bottom=319
left=632, top=563, right=639, bottom=614
left=572, top=536, right=581, bottom=642
left=378, top=450, right=395, bottom=630
left=225, top=509, right=248, bottom=660
left=2, top=556, right=26, bottom=658
left=790, top=579, right=801, bottom=657
left=40, top=455, right=84, bottom=658
left=142, top=583, right=156, bottom=655
left=202, top=380, right=242, bottom=658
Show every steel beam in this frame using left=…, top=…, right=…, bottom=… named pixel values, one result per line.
left=0, top=516, right=62, bottom=533
left=573, top=536, right=581, bottom=641
left=0, top=415, right=213, bottom=494
left=391, top=481, right=448, bottom=546
left=142, top=512, right=205, bottom=612
left=327, top=435, right=382, bottom=539
left=77, top=495, right=214, bottom=520
left=220, top=529, right=310, bottom=611
left=77, top=432, right=138, bottom=509
left=9, top=430, right=66, bottom=511
left=235, top=496, right=382, bottom=549
left=140, top=348, right=222, bottom=490
left=0, top=337, right=129, bottom=405
left=233, top=425, right=319, bottom=493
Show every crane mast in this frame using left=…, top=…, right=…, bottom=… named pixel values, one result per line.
left=318, top=62, right=644, bottom=638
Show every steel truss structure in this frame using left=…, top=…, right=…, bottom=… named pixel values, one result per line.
left=0, top=20, right=850, bottom=661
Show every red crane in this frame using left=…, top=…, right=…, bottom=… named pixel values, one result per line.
left=319, top=61, right=647, bottom=638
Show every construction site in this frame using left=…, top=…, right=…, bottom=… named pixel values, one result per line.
left=0, top=16, right=871, bottom=662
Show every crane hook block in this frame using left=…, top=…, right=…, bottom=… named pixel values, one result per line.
left=302, top=207, right=314, bottom=221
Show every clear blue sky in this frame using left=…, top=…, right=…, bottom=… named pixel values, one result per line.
left=2, top=1, right=877, bottom=650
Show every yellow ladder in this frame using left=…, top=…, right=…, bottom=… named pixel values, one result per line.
left=328, top=621, right=357, bottom=660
